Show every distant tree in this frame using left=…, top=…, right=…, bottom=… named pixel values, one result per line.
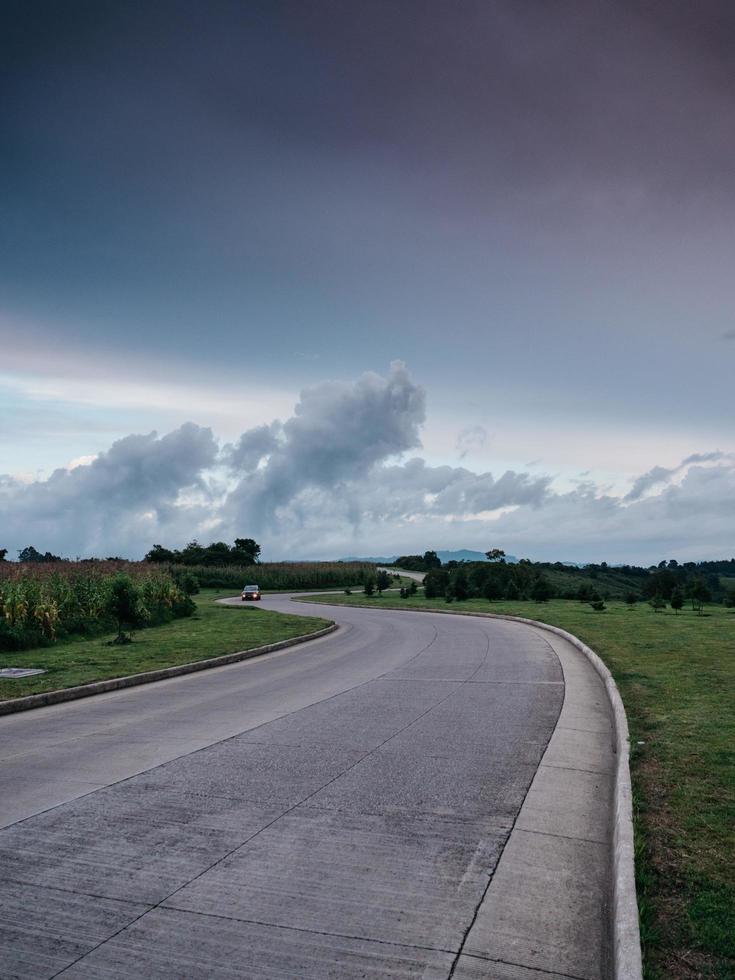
left=408, top=579, right=418, bottom=595
left=363, top=577, right=375, bottom=596
left=18, top=546, right=61, bottom=563
left=649, top=594, right=666, bottom=613
left=423, top=550, right=442, bottom=569
left=505, top=580, right=520, bottom=601
left=688, top=578, right=711, bottom=608
left=483, top=576, right=503, bottom=601
left=578, top=583, right=594, bottom=602
left=485, top=548, right=506, bottom=563
left=670, top=588, right=684, bottom=614
left=531, top=575, right=552, bottom=603
left=450, top=567, right=470, bottom=601
left=590, top=599, right=606, bottom=611
left=0, top=548, right=7, bottom=561
left=625, top=592, right=638, bottom=609
left=375, top=569, right=392, bottom=593
left=144, top=544, right=176, bottom=563
left=723, top=590, right=735, bottom=608
left=424, top=568, right=449, bottom=598
left=233, top=538, right=261, bottom=563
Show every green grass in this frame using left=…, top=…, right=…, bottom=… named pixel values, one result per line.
left=302, top=591, right=734, bottom=980
left=0, top=590, right=331, bottom=701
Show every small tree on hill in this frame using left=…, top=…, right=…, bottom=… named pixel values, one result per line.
left=363, top=577, right=375, bottom=596
left=376, top=569, right=392, bottom=593
left=625, top=591, right=638, bottom=609
left=649, top=594, right=666, bottom=613
left=531, top=575, right=552, bottom=603
left=409, top=579, right=418, bottom=595
left=505, top=580, right=520, bottom=601
left=670, top=588, right=684, bottom=614
left=485, top=548, right=506, bottom=563
left=688, top=578, right=710, bottom=614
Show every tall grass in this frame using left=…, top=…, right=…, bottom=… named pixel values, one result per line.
left=0, top=561, right=193, bottom=650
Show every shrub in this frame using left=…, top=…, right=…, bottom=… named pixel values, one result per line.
left=590, top=599, right=606, bottom=611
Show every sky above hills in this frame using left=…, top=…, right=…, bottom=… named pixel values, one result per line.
left=2, top=1, right=734, bottom=562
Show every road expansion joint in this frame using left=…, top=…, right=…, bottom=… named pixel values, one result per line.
left=539, top=761, right=613, bottom=776
left=456, top=950, right=593, bottom=980
left=156, top=902, right=458, bottom=956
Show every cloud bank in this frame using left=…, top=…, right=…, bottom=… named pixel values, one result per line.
left=1, top=365, right=733, bottom=563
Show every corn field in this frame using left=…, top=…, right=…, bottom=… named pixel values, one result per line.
left=0, top=561, right=193, bottom=651
left=174, top=561, right=375, bottom=591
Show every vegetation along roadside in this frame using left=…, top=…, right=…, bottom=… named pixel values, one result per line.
left=0, top=589, right=330, bottom=702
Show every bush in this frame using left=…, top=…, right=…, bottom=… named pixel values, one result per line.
left=590, top=599, right=606, bottom=611
left=106, top=574, right=145, bottom=642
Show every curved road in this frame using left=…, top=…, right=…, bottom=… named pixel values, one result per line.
left=0, top=594, right=612, bottom=979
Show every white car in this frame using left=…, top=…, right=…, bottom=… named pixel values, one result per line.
left=241, top=584, right=261, bottom=601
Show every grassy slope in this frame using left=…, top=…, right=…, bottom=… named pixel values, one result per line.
left=0, top=590, right=330, bottom=701
left=302, top=592, right=734, bottom=980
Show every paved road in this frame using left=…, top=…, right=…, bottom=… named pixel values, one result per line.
left=0, top=594, right=608, bottom=979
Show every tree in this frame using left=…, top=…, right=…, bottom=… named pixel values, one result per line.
left=233, top=538, right=261, bottom=563
left=106, top=574, right=144, bottom=643
left=0, top=548, right=7, bottom=561
left=408, top=579, right=418, bottom=596
left=18, top=546, right=61, bottom=562
left=531, top=575, right=552, bottom=602
left=485, top=548, right=506, bottom=563
left=144, top=544, right=176, bottom=563
left=670, top=588, right=684, bottom=614
left=688, top=578, right=711, bottom=612
left=424, top=568, right=449, bottom=598
left=649, top=594, right=666, bottom=613
left=505, top=579, right=520, bottom=601
left=450, top=567, right=470, bottom=601
left=590, top=599, right=606, bottom=611
left=625, top=592, right=638, bottom=609
left=376, top=569, right=392, bottom=593
left=363, top=577, right=375, bottom=596
left=423, top=550, right=442, bottom=570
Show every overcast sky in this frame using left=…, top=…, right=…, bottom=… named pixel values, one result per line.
left=2, top=1, right=734, bottom=562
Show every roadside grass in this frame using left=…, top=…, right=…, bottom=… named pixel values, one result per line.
left=0, top=590, right=330, bottom=702
left=301, top=591, right=734, bottom=980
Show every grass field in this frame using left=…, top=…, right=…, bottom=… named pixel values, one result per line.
left=0, top=590, right=330, bottom=702
left=301, top=591, right=734, bottom=980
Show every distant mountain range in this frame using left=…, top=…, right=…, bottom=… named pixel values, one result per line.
left=339, top=550, right=518, bottom=565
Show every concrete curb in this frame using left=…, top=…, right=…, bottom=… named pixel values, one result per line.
left=487, top=614, right=643, bottom=980
left=0, top=623, right=338, bottom=717
left=299, top=598, right=643, bottom=980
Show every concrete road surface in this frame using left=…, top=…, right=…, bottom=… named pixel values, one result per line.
left=0, top=593, right=613, bottom=979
